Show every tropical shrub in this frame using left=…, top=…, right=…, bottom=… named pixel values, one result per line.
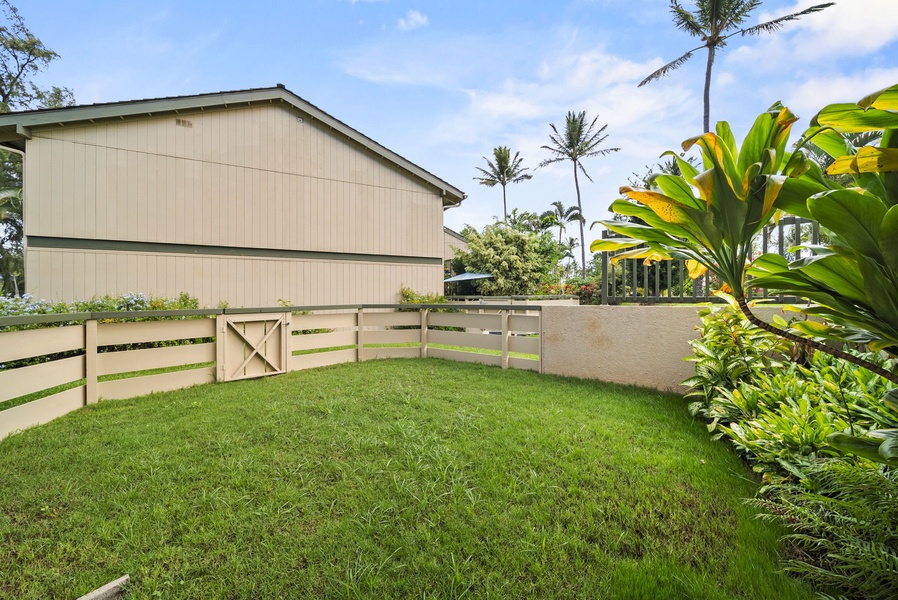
left=397, top=286, right=460, bottom=332
left=594, top=85, right=898, bottom=462
left=398, top=286, right=446, bottom=305
left=537, top=281, right=598, bottom=304
left=0, top=292, right=201, bottom=330
left=594, top=95, right=895, bottom=380
left=453, top=223, right=561, bottom=295
left=686, top=305, right=897, bottom=477
left=747, top=83, right=898, bottom=463
left=684, top=303, right=793, bottom=415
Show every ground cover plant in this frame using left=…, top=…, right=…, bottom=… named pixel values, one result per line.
left=685, top=305, right=898, bottom=598
left=0, top=359, right=815, bottom=599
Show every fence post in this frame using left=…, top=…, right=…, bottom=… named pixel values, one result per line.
left=501, top=310, right=509, bottom=369
left=282, top=311, right=291, bottom=374
left=538, top=309, right=543, bottom=374
left=215, top=314, right=226, bottom=382
left=601, top=251, right=609, bottom=304
left=357, top=308, right=365, bottom=362
left=420, top=308, right=429, bottom=359
left=85, top=319, right=98, bottom=405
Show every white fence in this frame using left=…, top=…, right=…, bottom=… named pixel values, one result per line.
left=2, top=302, right=794, bottom=440
left=0, top=304, right=541, bottom=439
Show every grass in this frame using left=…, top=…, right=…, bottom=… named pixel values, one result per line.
left=0, top=359, right=816, bottom=599
left=0, top=362, right=215, bottom=413
left=295, top=343, right=538, bottom=360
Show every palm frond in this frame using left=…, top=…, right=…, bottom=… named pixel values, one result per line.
left=740, top=2, right=835, bottom=37
left=537, top=155, right=566, bottom=168
left=717, top=0, right=762, bottom=32
left=669, top=1, right=704, bottom=37
left=638, top=49, right=696, bottom=87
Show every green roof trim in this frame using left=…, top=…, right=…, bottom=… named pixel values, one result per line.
left=0, top=85, right=466, bottom=206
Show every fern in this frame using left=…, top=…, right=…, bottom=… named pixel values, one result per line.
left=750, top=461, right=898, bottom=600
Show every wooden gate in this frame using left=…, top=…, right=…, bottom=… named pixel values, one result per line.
left=216, top=313, right=289, bottom=382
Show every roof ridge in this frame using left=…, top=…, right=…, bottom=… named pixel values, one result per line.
left=0, top=85, right=466, bottom=205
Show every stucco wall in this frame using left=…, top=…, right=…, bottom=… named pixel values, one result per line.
left=541, top=305, right=791, bottom=392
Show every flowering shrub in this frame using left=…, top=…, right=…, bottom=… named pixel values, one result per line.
left=537, top=283, right=598, bottom=305
left=0, top=292, right=199, bottom=323
left=1, top=293, right=207, bottom=370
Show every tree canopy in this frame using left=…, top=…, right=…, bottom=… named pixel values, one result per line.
left=0, top=1, right=72, bottom=295
left=452, top=223, right=562, bottom=296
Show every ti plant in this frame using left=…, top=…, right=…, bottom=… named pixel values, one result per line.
left=748, top=84, right=898, bottom=465
left=591, top=104, right=890, bottom=378
left=591, top=90, right=898, bottom=464
left=591, top=103, right=806, bottom=299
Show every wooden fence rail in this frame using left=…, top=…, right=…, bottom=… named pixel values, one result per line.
left=0, top=304, right=541, bottom=439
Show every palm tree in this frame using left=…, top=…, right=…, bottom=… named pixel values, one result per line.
left=546, top=201, right=584, bottom=245
left=639, top=0, right=834, bottom=132
left=563, top=236, right=579, bottom=268
left=539, top=111, right=619, bottom=278
left=473, top=146, right=532, bottom=221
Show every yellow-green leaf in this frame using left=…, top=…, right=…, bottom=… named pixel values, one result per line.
left=589, top=239, right=643, bottom=253
left=762, top=175, right=786, bottom=217
left=710, top=290, right=738, bottom=307
left=826, top=147, right=898, bottom=175
left=609, top=247, right=671, bottom=265
left=619, top=187, right=694, bottom=226
left=857, top=83, right=898, bottom=111
left=685, top=259, right=707, bottom=279
left=813, top=103, right=898, bottom=132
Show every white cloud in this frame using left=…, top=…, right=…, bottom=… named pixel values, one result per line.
left=777, top=68, right=898, bottom=118
left=760, top=1, right=898, bottom=55
left=398, top=10, right=428, bottom=32
left=730, top=0, right=898, bottom=71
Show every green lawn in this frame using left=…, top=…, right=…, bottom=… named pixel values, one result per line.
left=0, top=359, right=816, bottom=599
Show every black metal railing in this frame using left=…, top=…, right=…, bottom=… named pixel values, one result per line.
left=597, top=217, right=817, bottom=304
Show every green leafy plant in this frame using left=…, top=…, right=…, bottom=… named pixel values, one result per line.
left=398, top=286, right=461, bottom=332
left=685, top=305, right=897, bottom=475
left=751, top=460, right=898, bottom=600
left=683, top=302, right=792, bottom=417
left=748, top=83, right=898, bottom=463
left=593, top=98, right=898, bottom=388
left=452, top=223, right=559, bottom=295
left=0, top=292, right=209, bottom=372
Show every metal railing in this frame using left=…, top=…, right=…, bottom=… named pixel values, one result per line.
left=598, top=217, right=818, bottom=304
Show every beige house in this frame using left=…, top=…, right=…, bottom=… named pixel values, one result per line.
left=0, top=85, right=465, bottom=307
left=442, top=226, right=468, bottom=277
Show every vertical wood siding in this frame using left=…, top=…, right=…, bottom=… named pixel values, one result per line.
left=24, top=104, right=448, bottom=305
left=26, top=248, right=442, bottom=307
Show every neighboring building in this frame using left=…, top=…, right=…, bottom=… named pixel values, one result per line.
left=442, top=226, right=468, bottom=277
left=0, top=85, right=465, bottom=307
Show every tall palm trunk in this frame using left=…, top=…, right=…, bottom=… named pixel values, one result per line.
left=703, top=45, right=715, bottom=133
left=573, top=162, right=586, bottom=278
left=502, top=185, right=508, bottom=221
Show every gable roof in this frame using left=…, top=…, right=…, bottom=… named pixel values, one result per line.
left=443, top=227, right=468, bottom=243
left=0, top=84, right=466, bottom=207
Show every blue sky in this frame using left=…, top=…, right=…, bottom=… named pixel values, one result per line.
left=18, top=0, right=898, bottom=243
